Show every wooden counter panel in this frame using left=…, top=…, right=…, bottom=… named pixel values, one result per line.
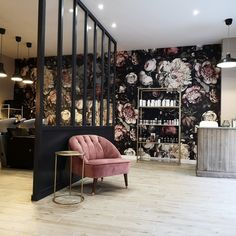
left=197, top=128, right=236, bottom=178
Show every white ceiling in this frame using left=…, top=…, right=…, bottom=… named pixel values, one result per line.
left=0, top=0, right=236, bottom=58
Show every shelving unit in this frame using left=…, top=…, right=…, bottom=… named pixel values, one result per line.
left=136, top=87, right=181, bottom=163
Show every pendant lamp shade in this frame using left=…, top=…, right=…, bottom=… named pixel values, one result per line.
left=0, top=62, right=7, bottom=77
left=0, top=27, right=7, bottom=78
left=217, top=53, right=236, bottom=68
left=217, top=18, right=236, bottom=68
left=11, top=36, right=23, bottom=82
left=22, top=42, right=33, bottom=84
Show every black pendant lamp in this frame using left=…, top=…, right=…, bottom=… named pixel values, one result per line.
left=11, top=36, right=23, bottom=81
left=0, top=27, right=7, bottom=78
left=22, top=42, right=33, bottom=84
left=217, top=18, right=236, bottom=68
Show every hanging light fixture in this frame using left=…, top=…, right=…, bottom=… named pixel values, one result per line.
left=22, top=42, right=33, bottom=84
left=11, top=36, right=23, bottom=81
left=0, top=27, right=7, bottom=78
left=217, top=18, right=236, bottom=68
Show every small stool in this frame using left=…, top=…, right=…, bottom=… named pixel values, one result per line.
left=53, top=150, right=85, bottom=205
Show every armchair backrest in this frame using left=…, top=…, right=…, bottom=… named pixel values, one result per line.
left=68, top=135, right=121, bottom=161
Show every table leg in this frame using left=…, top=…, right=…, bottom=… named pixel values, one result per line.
left=69, top=156, right=72, bottom=196
left=54, top=154, right=57, bottom=198
left=81, top=155, right=85, bottom=197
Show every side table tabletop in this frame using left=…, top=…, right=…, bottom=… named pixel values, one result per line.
left=53, top=150, right=85, bottom=205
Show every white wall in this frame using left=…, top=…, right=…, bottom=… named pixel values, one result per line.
left=0, top=55, right=15, bottom=105
left=221, top=37, right=236, bottom=123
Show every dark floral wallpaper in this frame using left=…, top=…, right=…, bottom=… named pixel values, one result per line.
left=14, top=45, right=221, bottom=160
left=114, top=45, right=221, bottom=160
left=14, top=54, right=113, bottom=126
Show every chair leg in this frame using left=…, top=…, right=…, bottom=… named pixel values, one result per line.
left=92, top=178, right=98, bottom=195
left=124, top=174, right=128, bottom=188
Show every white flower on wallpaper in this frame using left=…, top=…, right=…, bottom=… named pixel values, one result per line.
left=169, top=143, right=190, bottom=159
left=124, top=148, right=136, bottom=156
left=75, top=109, right=82, bottom=124
left=144, top=59, right=156, bottom=72
left=202, top=110, right=217, bottom=121
left=126, top=72, right=138, bottom=85
left=75, top=99, right=83, bottom=110
left=61, top=109, right=71, bottom=122
left=139, top=71, right=153, bottom=86
left=157, top=58, right=192, bottom=91
left=118, top=85, right=126, bottom=93
left=195, top=61, right=220, bottom=85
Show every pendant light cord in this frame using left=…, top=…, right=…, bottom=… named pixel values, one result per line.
left=17, top=41, right=19, bottom=59
left=227, top=24, right=230, bottom=54
left=0, top=34, right=3, bottom=61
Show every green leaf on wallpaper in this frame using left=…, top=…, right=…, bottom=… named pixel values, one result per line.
left=118, top=117, right=130, bottom=131
left=195, top=77, right=209, bottom=92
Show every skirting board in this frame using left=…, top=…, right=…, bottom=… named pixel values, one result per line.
left=197, top=170, right=236, bottom=178
left=122, top=155, right=196, bottom=164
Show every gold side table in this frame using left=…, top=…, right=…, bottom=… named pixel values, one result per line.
left=53, top=150, right=85, bottom=205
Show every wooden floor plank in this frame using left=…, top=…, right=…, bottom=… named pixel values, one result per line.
left=0, top=161, right=236, bottom=236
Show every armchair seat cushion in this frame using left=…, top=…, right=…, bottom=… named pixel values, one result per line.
left=85, top=158, right=130, bottom=178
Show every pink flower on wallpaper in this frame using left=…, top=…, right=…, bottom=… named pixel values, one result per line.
left=195, top=61, right=220, bottom=85
left=117, top=103, right=138, bottom=124
left=47, top=90, right=57, bottom=104
left=162, top=126, right=177, bottom=135
left=182, top=85, right=206, bottom=104
left=116, top=51, right=129, bottom=67
left=157, top=58, right=192, bottom=91
left=164, top=47, right=179, bottom=55
left=115, top=124, right=127, bottom=141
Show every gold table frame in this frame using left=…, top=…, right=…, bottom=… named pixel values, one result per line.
left=53, top=150, right=85, bottom=205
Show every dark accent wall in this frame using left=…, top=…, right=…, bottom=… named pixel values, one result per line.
left=115, top=45, right=221, bottom=160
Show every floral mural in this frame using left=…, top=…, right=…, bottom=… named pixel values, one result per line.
left=15, top=54, right=113, bottom=126
left=115, top=45, right=221, bottom=160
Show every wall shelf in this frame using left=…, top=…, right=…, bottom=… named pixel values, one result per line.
left=136, top=87, right=182, bottom=163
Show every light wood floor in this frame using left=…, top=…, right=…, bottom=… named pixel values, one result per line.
left=0, top=161, right=236, bottom=236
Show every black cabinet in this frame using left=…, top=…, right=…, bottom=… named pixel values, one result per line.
left=7, top=136, right=35, bottom=169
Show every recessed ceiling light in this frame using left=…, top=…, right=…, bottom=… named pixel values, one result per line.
left=111, top=23, right=117, bottom=28
left=69, top=8, right=73, bottom=13
left=193, top=9, right=199, bottom=16
left=98, top=4, right=104, bottom=10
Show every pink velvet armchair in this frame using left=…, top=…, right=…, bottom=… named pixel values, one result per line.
left=69, top=135, right=130, bottom=194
